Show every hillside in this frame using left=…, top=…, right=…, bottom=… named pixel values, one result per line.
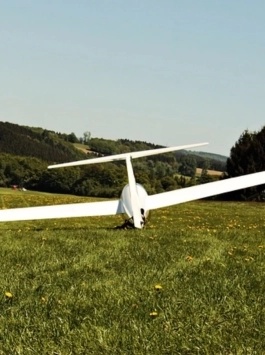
left=0, top=121, right=227, bottom=168
left=0, top=121, right=227, bottom=197
left=0, top=121, right=86, bottom=163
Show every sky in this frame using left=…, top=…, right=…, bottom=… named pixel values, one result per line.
left=1, top=1, right=265, bottom=156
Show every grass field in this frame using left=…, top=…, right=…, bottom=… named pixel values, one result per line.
left=0, top=189, right=265, bottom=354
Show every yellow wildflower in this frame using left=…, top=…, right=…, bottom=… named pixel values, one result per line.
left=150, top=311, right=158, bottom=318
left=186, top=255, right=193, bottom=262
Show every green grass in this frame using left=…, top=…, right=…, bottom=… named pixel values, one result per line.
left=0, top=189, right=265, bottom=354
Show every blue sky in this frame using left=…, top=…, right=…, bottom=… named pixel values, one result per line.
left=1, top=1, right=265, bottom=156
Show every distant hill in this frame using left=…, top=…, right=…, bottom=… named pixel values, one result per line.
left=188, top=150, right=227, bottom=163
left=85, top=137, right=227, bottom=172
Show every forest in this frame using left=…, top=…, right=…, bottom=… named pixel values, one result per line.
left=1, top=121, right=263, bottom=200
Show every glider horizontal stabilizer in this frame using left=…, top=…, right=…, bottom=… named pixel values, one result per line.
left=48, top=143, right=208, bottom=169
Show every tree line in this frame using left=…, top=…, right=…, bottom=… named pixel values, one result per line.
left=0, top=151, right=217, bottom=197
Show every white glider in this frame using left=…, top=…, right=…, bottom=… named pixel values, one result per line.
left=0, top=142, right=265, bottom=229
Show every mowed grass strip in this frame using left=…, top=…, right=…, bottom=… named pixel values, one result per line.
left=0, top=189, right=265, bottom=354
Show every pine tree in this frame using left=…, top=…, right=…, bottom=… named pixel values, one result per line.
left=226, top=127, right=265, bottom=200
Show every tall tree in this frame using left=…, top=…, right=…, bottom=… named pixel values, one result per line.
left=199, top=160, right=213, bottom=184
left=178, top=156, right=196, bottom=178
left=226, top=130, right=255, bottom=177
left=226, top=127, right=265, bottom=200
left=83, top=131, right=91, bottom=144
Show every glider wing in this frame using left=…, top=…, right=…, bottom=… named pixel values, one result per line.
left=0, top=199, right=124, bottom=222
left=146, top=171, right=265, bottom=210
